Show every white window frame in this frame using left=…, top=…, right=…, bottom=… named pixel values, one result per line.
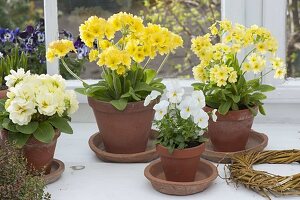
left=44, top=0, right=300, bottom=119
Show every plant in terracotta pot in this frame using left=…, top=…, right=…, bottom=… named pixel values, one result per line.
left=191, top=20, right=287, bottom=152
left=0, top=69, right=79, bottom=174
left=46, top=12, right=183, bottom=154
left=148, top=83, right=217, bottom=182
left=0, top=47, right=28, bottom=99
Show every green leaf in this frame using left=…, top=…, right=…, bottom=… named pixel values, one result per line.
left=75, top=87, right=87, bottom=95
left=134, top=82, right=153, bottom=92
left=0, top=99, right=5, bottom=111
left=129, top=87, right=141, bottom=101
left=258, top=104, right=266, bottom=115
left=33, top=122, right=55, bottom=143
left=8, top=132, right=30, bottom=148
left=2, top=118, right=17, bottom=132
left=144, top=69, right=157, bottom=84
left=110, top=99, right=128, bottom=111
left=112, top=71, right=122, bottom=98
left=48, top=117, right=73, bottom=134
left=257, top=85, right=275, bottom=92
left=228, top=94, right=240, bottom=103
left=251, top=92, right=267, bottom=101
left=86, top=86, right=106, bottom=95
left=247, top=78, right=260, bottom=89
left=247, top=106, right=258, bottom=116
left=16, top=122, right=39, bottom=134
left=218, top=101, right=232, bottom=115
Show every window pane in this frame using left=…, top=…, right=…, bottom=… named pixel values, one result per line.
left=286, top=0, right=300, bottom=78
left=57, top=0, right=220, bottom=79
left=0, top=0, right=46, bottom=76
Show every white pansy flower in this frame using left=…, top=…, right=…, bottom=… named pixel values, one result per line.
left=144, top=90, right=161, bottom=106
left=4, top=69, right=30, bottom=88
left=192, top=90, right=206, bottom=108
left=166, top=83, right=184, bottom=103
left=0, top=52, right=3, bottom=58
left=193, top=109, right=209, bottom=129
left=36, top=93, right=58, bottom=116
left=178, top=96, right=198, bottom=119
left=153, top=100, right=169, bottom=120
left=199, top=130, right=205, bottom=136
left=212, top=109, right=218, bottom=122
left=7, top=98, right=36, bottom=125
left=64, top=90, right=79, bottom=116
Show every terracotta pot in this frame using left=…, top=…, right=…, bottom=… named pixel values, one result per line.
left=0, top=89, right=7, bottom=99
left=88, top=97, right=157, bottom=154
left=1, top=129, right=60, bottom=174
left=205, top=106, right=255, bottom=152
left=156, top=143, right=205, bottom=182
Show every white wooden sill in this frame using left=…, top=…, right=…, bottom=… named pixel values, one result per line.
left=47, top=122, right=300, bottom=200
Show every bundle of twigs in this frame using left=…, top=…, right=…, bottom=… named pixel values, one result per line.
left=227, top=150, right=300, bottom=199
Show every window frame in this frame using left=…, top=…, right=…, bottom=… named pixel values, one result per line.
left=44, top=0, right=300, bottom=105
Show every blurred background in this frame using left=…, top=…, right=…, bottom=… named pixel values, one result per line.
left=0, top=0, right=299, bottom=79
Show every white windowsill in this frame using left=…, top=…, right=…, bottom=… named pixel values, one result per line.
left=47, top=122, right=300, bottom=200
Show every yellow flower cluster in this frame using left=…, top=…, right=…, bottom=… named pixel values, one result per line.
left=46, top=40, right=75, bottom=62
left=82, top=12, right=182, bottom=75
left=191, top=20, right=286, bottom=86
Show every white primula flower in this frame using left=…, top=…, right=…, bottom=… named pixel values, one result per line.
left=192, top=90, right=205, bottom=108
left=144, top=90, right=161, bottom=106
left=178, top=96, right=198, bottom=119
left=36, top=93, right=58, bottom=116
left=7, top=98, right=36, bottom=125
left=11, top=84, right=34, bottom=101
left=153, top=100, right=169, bottom=120
left=64, top=90, right=79, bottom=116
left=4, top=69, right=30, bottom=88
left=166, top=83, right=184, bottom=103
left=50, top=74, right=66, bottom=90
left=212, top=109, right=218, bottom=122
left=193, top=110, right=209, bottom=129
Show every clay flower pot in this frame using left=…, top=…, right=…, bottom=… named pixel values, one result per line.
left=156, top=143, right=205, bottom=182
left=205, top=107, right=255, bottom=152
left=1, top=130, right=60, bottom=174
left=0, top=89, right=7, bottom=99
left=88, top=97, right=157, bottom=154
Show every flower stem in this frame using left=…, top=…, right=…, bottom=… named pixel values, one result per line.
left=239, top=48, right=256, bottom=68
left=143, top=57, right=151, bottom=70
left=157, top=53, right=170, bottom=74
left=61, top=59, right=87, bottom=85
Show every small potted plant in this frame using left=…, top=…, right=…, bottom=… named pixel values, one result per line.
left=0, top=48, right=28, bottom=99
left=46, top=12, right=183, bottom=154
left=191, top=20, right=287, bottom=152
left=147, top=83, right=217, bottom=182
left=0, top=69, right=78, bottom=173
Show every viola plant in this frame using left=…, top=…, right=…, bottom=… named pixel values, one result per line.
left=0, top=69, right=79, bottom=147
left=46, top=12, right=183, bottom=110
left=146, top=83, right=217, bottom=153
left=191, top=20, right=287, bottom=115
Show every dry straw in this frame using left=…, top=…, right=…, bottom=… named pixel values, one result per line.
left=227, top=150, right=300, bottom=199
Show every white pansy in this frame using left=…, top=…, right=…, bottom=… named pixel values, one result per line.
left=0, top=52, right=3, bottom=58
left=36, top=93, right=58, bottom=116
left=4, top=69, right=30, bottom=87
left=64, top=90, right=79, bottom=116
left=193, top=109, right=209, bottom=128
left=178, top=96, right=198, bottom=119
left=198, top=130, right=205, bottom=136
left=144, top=90, right=161, bottom=106
left=212, top=109, right=218, bottom=122
left=153, top=100, right=169, bottom=120
left=192, top=90, right=205, bottom=108
left=166, top=83, right=184, bottom=103
left=7, top=98, right=36, bottom=125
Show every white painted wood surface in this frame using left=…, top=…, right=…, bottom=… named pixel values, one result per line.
left=47, top=123, right=300, bottom=200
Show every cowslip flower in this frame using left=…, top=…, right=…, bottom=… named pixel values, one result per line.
left=153, top=100, right=169, bottom=120
left=144, top=90, right=161, bottom=106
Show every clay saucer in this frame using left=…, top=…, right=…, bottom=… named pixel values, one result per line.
left=88, top=130, right=158, bottom=163
left=144, top=159, right=218, bottom=196
left=44, top=159, right=65, bottom=185
left=202, top=130, right=268, bottom=164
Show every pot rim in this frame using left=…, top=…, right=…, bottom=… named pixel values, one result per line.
left=156, top=143, right=205, bottom=158
left=88, top=96, right=159, bottom=113
left=204, top=106, right=256, bottom=121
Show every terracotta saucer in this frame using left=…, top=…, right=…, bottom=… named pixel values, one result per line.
left=44, top=159, right=65, bottom=185
left=202, top=130, right=268, bottom=164
left=88, top=130, right=158, bottom=163
left=144, top=159, right=218, bottom=196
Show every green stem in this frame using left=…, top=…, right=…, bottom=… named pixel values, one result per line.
left=239, top=48, right=256, bottom=68
left=260, top=69, right=273, bottom=79
left=143, top=57, right=151, bottom=70
left=61, top=59, right=87, bottom=85
left=157, top=53, right=170, bottom=74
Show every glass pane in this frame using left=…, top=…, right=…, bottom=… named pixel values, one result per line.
left=57, top=0, right=221, bottom=79
left=286, top=0, right=300, bottom=78
left=0, top=0, right=46, bottom=81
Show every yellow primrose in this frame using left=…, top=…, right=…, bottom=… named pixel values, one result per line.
left=89, top=49, right=99, bottom=62
left=274, top=67, right=286, bottom=79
